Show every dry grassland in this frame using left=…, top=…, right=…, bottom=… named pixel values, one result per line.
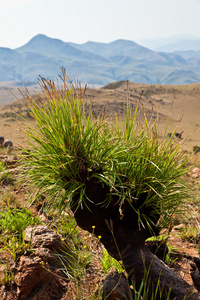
left=0, top=80, right=200, bottom=151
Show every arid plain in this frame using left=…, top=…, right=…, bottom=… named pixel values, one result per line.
left=0, top=80, right=200, bottom=152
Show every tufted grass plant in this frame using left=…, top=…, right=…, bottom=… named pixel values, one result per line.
left=21, top=71, right=189, bottom=233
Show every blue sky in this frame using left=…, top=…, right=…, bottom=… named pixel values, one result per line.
left=1, top=0, right=200, bottom=49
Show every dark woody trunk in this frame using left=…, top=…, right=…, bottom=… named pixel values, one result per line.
left=70, top=178, right=199, bottom=300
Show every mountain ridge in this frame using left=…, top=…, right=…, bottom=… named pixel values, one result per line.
left=0, top=34, right=200, bottom=85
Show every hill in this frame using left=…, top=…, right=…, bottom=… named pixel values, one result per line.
left=155, top=38, right=200, bottom=52
left=0, top=80, right=200, bottom=152
left=0, top=34, right=200, bottom=85
left=136, top=35, right=200, bottom=52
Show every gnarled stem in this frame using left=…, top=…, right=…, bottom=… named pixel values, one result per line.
left=71, top=179, right=199, bottom=300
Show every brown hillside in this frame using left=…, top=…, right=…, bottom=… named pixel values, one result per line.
left=0, top=81, right=200, bottom=151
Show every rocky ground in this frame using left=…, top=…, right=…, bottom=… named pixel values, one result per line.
left=0, top=148, right=200, bottom=299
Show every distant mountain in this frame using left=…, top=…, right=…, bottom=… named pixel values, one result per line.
left=69, top=39, right=166, bottom=62
left=174, top=50, right=200, bottom=64
left=135, top=35, right=200, bottom=51
left=17, top=34, right=109, bottom=63
left=155, top=39, right=200, bottom=52
left=0, top=34, right=200, bottom=85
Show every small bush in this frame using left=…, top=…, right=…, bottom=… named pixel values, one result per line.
left=178, top=224, right=199, bottom=243
left=0, top=207, right=41, bottom=241
left=0, top=161, right=5, bottom=173
left=101, top=249, right=124, bottom=274
left=0, top=207, right=41, bottom=260
left=0, top=171, right=15, bottom=186
left=193, top=145, right=200, bottom=153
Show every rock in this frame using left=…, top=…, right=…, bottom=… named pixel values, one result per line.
left=3, top=139, right=13, bottom=148
left=24, top=225, right=64, bottom=250
left=191, top=168, right=200, bottom=179
left=190, top=257, right=200, bottom=292
left=100, top=268, right=133, bottom=300
left=194, top=257, right=200, bottom=273
left=0, top=136, right=4, bottom=146
left=39, top=213, right=48, bottom=222
left=175, top=132, right=183, bottom=139
left=16, top=255, right=67, bottom=300
left=15, top=225, right=71, bottom=300
left=16, top=256, right=47, bottom=299
left=191, top=271, right=200, bottom=292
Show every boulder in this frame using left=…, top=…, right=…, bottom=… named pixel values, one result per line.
left=24, top=225, right=64, bottom=250
left=16, top=255, right=67, bottom=300
left=0, top=136, right=4, bottom=146
left=15, top=225, right=71, bottom=300
left=4, top=139, right=13, bottom=148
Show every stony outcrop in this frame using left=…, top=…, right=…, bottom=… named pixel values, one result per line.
left=15, top=225, right=71, bottom=300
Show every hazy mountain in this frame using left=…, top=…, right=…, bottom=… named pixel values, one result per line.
left=155, top=39, right=200, bottom=52
left=17, top=34, right=110, bottom=63
left=135, top=35, right=200, bottom=51
left=0, top=34, right=200, bottom=85
left=69, top=39, right=167, bottom=62
left=162, top=69, right=200, bottom=85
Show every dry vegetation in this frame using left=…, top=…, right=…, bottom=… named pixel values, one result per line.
left=1, top=80, right=200, bottom=150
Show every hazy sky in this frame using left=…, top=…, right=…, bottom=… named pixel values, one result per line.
left=1, top=0, right=200, bottom=49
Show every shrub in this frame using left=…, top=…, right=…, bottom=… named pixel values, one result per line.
left=21, top=72, right=189, bottom=233
left=193, top=145, right=200, bottom=153
left=20, top=72, right=193, bottom=299
left=0, top=171, right=15, bottom=186
left=0, top=207, right=41, bottom=241
left=101, top=249, right=124, bottom=274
